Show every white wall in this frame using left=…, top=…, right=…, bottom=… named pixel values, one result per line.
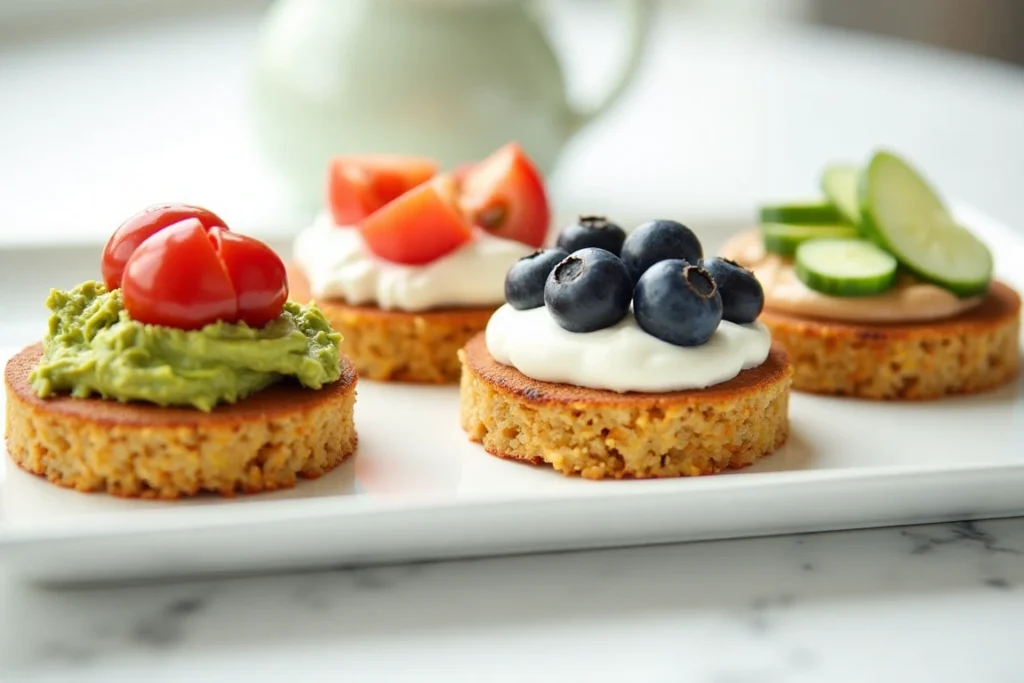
left=665, top=0, right=812, bottom=23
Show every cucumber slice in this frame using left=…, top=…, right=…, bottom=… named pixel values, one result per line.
left=859, top=151, right=992, bottom=296
left=759, top=201, right=842, bottom=225
left=762, top=222, right=860, bottom=257
left=821, top=164, right=861, bottom=225
left=795, top=238, right=898, bottom=297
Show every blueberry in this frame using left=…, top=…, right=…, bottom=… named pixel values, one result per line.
left=556, top=215, right=627, bottom=256
left=633, top=259, right=722, bottom=346
left=504, top=248, right=570, bottom=310
left=701, top=257, right=764, bottom=324
left=620, top=220, right=703, bottom=284
left=544, top=248, right=633, bottom=333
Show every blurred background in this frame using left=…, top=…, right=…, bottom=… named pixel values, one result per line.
left=1, top=0, right=1023, bottom=251
left=5, top=0, right=1024, bottom=63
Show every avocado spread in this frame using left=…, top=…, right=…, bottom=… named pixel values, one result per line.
left=30, top=281, right=343, bottom=412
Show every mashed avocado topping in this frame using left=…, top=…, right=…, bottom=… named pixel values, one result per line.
left=30, top=281, right=343, bottom=412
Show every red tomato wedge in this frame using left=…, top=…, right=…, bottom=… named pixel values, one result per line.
left=121, top=218, right=239, bottom=331
left=358, top=175, right=474, bottom=265
left=102, top=204, right=227, bottom=290
left=458, top=143, right=550, bottom=248
left=209, top=227, right=289, bottom=328
left=327, top=155, right=439, bottom=225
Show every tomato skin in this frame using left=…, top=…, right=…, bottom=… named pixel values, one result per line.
left=450, top=162, right=475, bottom=188
left=209, top=227, right=289, bottom=328
left=121, top=218, right=238, bottom=330
left=353, top=155, right=438, bottom=201
left=327, top=155, right=439, bottom=225
left=358, top=176, right=474, bottom=265
left=101, top=204, right=227, bottom=290
left=459, top=143, right=550, bottom=248
left=327, top=164, right=385, bottom=226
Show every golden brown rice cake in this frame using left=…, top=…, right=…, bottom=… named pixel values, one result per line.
left=289, top=265, right=495, bottom=384
left=760, top=281, right=1020, bottom=399
left=459, top=333, right=793, bottom=479
left=5, top=343, right=358, bottom=499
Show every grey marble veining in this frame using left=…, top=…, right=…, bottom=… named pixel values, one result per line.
left=3, top=517, right=1024, bottom=683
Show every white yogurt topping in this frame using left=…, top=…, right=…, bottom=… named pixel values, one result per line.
left=293, top=213, right=535, bottom=312
left=485, top=304, right=772, bottom=393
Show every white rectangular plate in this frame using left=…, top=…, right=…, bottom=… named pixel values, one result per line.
left=1, top=204, right=1023, bottom=585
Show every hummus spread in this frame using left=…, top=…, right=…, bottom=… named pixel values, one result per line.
left=719, top=229, right=983, bottom=323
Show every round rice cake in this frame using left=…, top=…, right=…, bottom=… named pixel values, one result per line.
left=759, top=280, right=1021, bottom=399
left=458, top=333, right=793, bottom=479
left=289, top=264, right=496, bottom=384
left=4, top=343, right=358, bottom=499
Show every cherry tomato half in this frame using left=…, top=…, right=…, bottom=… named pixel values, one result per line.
left=101, top=204, right=227, bottom=290
left=209, top=227, right=289, bottom=328
left=121, top=218, right=238, bottom=331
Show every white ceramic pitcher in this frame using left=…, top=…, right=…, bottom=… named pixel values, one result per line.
left=250, top=0, right=650, bottom=209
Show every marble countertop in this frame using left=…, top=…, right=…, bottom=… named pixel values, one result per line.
left=3, top=517, right=1023, bottom=682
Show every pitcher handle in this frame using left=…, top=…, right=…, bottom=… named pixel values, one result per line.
left=563, top=0, right=652, bottom=133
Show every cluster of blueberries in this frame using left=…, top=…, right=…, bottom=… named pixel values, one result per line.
left=504, top=216, right=765, bottom=347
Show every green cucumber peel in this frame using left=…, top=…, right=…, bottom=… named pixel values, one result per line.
left=857, top=150, right=992, bottom=297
